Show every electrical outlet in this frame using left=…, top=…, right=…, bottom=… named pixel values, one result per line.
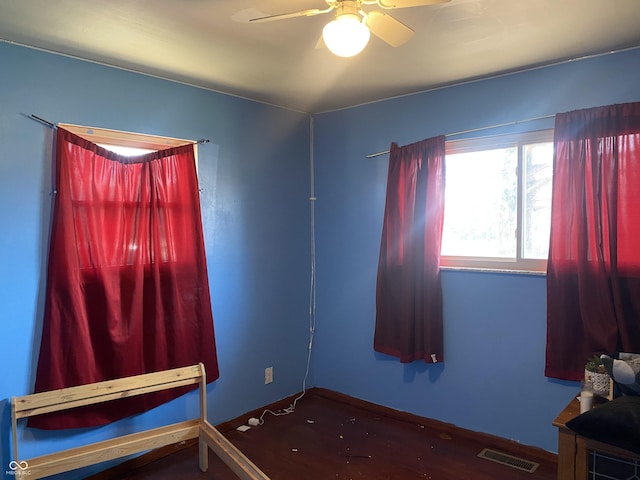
left=265, top=367, right=273, bottom=384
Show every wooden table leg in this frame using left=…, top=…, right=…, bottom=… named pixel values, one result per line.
left=557, top=428, right=577, bottom=480
left=574, top=436, right=589, bottom=479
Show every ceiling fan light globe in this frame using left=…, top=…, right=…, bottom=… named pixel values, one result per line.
left=322, top=14, right=370, bottom=57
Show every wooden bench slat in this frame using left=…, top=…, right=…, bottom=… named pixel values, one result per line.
left=200, top=420, right=270, bottom=480
left=20, top=420, right=199, bottom=479
left=15, top=377, right=200, bottom=419
left=13, top=365, right=203, bottom=416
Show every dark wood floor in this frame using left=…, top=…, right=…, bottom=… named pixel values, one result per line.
left=111, top=390, right=557, bottom=480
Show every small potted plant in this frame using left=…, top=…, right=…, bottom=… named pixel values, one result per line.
left=584, top=354, right=612, bottom=398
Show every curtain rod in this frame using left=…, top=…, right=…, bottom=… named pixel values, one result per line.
left=30, top=114, right=210, bottom=144
left=31, top=114, right=55, bottom=128
left=365, top=114, right=556, bottom=158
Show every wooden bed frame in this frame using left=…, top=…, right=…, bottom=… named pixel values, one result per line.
left=11, top=364, right=269, bottom=480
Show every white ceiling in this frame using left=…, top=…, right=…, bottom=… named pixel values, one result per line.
left=1, top=0, right=639, bottom=113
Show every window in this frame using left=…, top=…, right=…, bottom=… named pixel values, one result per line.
left=57, top=124, right=200, bottom=267
left=33, top=125, right=219, bottom=429
left=440, top=129, right=554, bottom=272
left=59, top=123, right=198, bottom=163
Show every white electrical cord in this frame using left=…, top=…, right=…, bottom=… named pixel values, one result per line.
left=257, top=116, right=317, bottom=425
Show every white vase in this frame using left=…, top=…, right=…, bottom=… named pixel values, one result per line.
left=584, top=369, right=611, bottom=398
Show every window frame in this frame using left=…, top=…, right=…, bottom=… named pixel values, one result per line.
left=58, top=123, right=196, bottom=150
left=58, top=123, right=199, bottom=167
left=440, top=129, right=554, bottom=274
left=58, top=124, right=200, bottom=268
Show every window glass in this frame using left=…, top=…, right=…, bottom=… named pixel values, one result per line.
left=441, top=130, right=554, bottom=272
left=98, top=144, right=155, bottom=156
left=441, top=147, right=517, bottom=258
left=522, top=142, right=553, bottom=259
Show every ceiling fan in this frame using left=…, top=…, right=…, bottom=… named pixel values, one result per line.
left=249, top=0, right=451, bottom=58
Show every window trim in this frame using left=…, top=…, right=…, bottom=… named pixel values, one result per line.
left=58, top=123, right=195, bottom=150
left=58, top=123, right=199, bottom=168
left=440, top=129, right=554, bottom=274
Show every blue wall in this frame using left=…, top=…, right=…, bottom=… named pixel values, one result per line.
left=0, top=42, right=311, bottom=479
left=2, top=38, right=640, bottom=478
left=311, top=47, right=640, bottom=453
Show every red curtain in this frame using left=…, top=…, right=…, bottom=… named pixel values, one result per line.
left=374, top=136, right=446, bottom=363
left=546, top=102, right=640, bottom=380
left=30, top=128, right=219, bottom=429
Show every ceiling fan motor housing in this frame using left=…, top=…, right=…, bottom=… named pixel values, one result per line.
left=333, top=1, right=362, bottom=19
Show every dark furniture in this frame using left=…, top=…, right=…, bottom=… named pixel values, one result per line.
left=553, top=397, right=640, bottom=479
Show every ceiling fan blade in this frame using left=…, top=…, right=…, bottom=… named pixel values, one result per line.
left=249, top=8, right=328, bottom=23
left=366, top=11, right=414, bottom=47
left=378, top=0, right=450, bottom=8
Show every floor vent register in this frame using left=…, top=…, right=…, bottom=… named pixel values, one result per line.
left=477, top=448, right=540, bottom=473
